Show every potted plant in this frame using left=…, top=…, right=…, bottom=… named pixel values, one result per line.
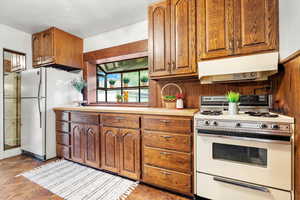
left=71, top=78, right=87, bottom=105
left=116, top=94, right=123, bottom=103
left=226, top=91, right=240, bottom=115
left=140, top=76, right=149, bottom=86
left=109, top=79, right=116, bottom=88
left=176, top=93, right=184, bottom=109
left=123, top=77, right=130, bottom=87
left=163, top=95, right=177, bottom=109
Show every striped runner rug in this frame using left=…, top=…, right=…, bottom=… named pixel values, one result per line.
left=17, top=160, right=138, bottom=200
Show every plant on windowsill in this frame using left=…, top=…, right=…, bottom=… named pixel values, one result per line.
left=123, top=77, right=130, bottom=87
left=116, top=94, right=123, bottom=103
left=140, top=76, right=149, bottom=86
left=226, top=91, right=240, bottom=115
left=109, top=79, right=116, bottom=88
left=71, top=78, right=87, bottom=106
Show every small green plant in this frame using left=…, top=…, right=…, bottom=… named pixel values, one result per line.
left=163, top=95, right=177, bottom=101
left=140, top=76, right=149, bottom=83
left=109, top=79, right=116, bottom=85
left=71, top=78, right=87, bottom=93
left=226, top=91, right=240, bottom=103
left=116, top=94, right=123, bottom=102
left=123, top=77, right=130, bottom=84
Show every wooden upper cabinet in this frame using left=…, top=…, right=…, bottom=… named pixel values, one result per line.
left=234, top=0, right=278, bottom=55
left=198, top=0, right=234, bottom=59
left=32, top=33, right=42, bottom=66
left=101, top=127, right=120, bottom=173
left=84, top=124, right=100, bottom=168
left=170, top=0, right=196, bottom=74
left=71, top=123, right=85, bottom=163
left=119, top=129, right=140, bottom=179
left=32, top=27, right=83, bottom=69
left=148, top=0, right=171, bottom=77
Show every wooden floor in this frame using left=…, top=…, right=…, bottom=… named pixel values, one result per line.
left=0, top=155, right=191, bottom=200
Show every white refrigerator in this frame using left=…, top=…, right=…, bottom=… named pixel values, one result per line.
left=21, top=67, right=81, bottom=160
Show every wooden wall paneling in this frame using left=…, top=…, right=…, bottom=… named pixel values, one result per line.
left=84, top=40, right=148, bottom=63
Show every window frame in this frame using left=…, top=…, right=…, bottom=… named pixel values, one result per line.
left=96, top=57, right=149, bottom=104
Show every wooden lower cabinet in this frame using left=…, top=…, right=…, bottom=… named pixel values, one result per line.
left=101, top=127, right=120, bottom=173
left=70, top=123, right=100, bottom=168
left=101, top=127, right=141, bottom=179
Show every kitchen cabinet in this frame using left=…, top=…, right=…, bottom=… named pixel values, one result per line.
left=70, top=123, right=85, bottom=163
left=197, top=0, right=278, bottom=60
left=32, top=27, right=83, bottom=69
left=101, top=126, right=141, bottom=179
left=148, top=0, right=197, bottom=79
left=84, top=124, right=100, bottom=168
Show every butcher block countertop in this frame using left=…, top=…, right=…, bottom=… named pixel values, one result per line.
left=53, top=106, right=199, bottom=117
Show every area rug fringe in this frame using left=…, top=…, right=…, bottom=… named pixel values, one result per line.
left=118, top=182, right=139, bottom=200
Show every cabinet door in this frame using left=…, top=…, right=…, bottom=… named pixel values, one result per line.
left=234, top=0, right=278, bottom=55
left=70, top=123, right=85, bottom=163
left=148, top=0, right=171, bottom=77
left=41, top=29, right=54, bottom=65
left=84, top=124, right=100, bottom=168
left=119, top=129, right=140, bottom=179
left=32, top=33, right=42, bottom=67
left=197, top=0, right=234, bottom=59
left=101, top=127, right=120, bottom=173
left=170, top=0, right=196, bottom=74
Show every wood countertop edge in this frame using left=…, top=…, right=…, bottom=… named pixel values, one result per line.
left=53, top=107, right=199, bottom=117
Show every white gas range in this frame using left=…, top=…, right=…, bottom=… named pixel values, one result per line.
left=194, top=95, right=295, bottom=200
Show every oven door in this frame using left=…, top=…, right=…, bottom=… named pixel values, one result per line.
left=196, top=130, right=292, bottom=191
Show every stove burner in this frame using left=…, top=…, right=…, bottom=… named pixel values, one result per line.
left=245, top=112, right=279, bottom=118
left=201, top=111, right=223, bottom=116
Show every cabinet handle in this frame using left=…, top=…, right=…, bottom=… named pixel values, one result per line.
left=161, top=135, right=172, bottom=139
left=160, top=152, right=171, bottom=156
left=160, top=120, right=170, bottom=123
left=115, top=117, right=125, bottom=121
left=229, top=40, right=234, bottom=50
left=160, top=171, right=172, bottom=176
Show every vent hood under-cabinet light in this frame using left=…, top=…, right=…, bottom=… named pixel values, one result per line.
left=198, top=52, right=279, bottom=84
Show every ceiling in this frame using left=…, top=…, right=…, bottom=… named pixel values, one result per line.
left=0, top=0, right=156, bottom=38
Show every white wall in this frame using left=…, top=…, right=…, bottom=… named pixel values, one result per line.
left=0, top=24, right=32, bottom=159
left=279, top=0, right=300, bottom=60
left=84, top=20, right=148, bottom=52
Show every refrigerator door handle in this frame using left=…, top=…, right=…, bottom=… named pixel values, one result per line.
left=38, top=69, right=42, bottom=128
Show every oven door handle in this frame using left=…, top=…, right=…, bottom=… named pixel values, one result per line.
left=213, top=177, right=270, bottom=193
left=197, top=133, right=291, bottom=145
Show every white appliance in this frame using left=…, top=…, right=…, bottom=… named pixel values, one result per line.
left=194, top=95, right=295, bottom=200
left=21, top=67, right=81, bottom=160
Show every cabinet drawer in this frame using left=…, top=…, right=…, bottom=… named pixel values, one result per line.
left=143, top=130, right=191, bottom=152
left=144, top=147, right=191, bottom=173
left=102, top=114, right=139, bottom=129
left=56, top=144, right=71, bottom=159
left=56, top=132, right=70, bottom=146
left=71, top=112, right=99, bottom=124
left=56, top=121, right=70, bottom=132
left=143, top=165, right=191, bottom=194
left=55, top=111, right=70, bottom=121
left=196, top=173, right=291, bottom=200
left=142, top=116, right=192, bottom=133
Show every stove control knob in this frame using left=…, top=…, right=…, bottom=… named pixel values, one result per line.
left=204, top=120, right=210, bottom=126
left=271, top=124, right=280, bottom=130
left=212, top=121, right=218, bottom=126
left=236, top=123, right=241, bottom=128
left=260, top=123, right=268, bottom=129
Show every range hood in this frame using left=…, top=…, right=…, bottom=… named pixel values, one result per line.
left=198, top=52, right=279, bottom=84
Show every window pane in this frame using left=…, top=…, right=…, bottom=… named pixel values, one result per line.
left=140, top=89, right=149, bottom=103
left=140, top=70, right=149, bottom=86
left=123, top=71, right=139, bottom=87
left=107, top=73, right=121, bottom=88
left=107, top=90, right=121, bottom=102
left=99, top=57, right=148, bottom=73
left=98, top=76, right=105, bottom=88
left=123, top=89, right=139, bottom=103
left=97, top=90, right=106, bottom=102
